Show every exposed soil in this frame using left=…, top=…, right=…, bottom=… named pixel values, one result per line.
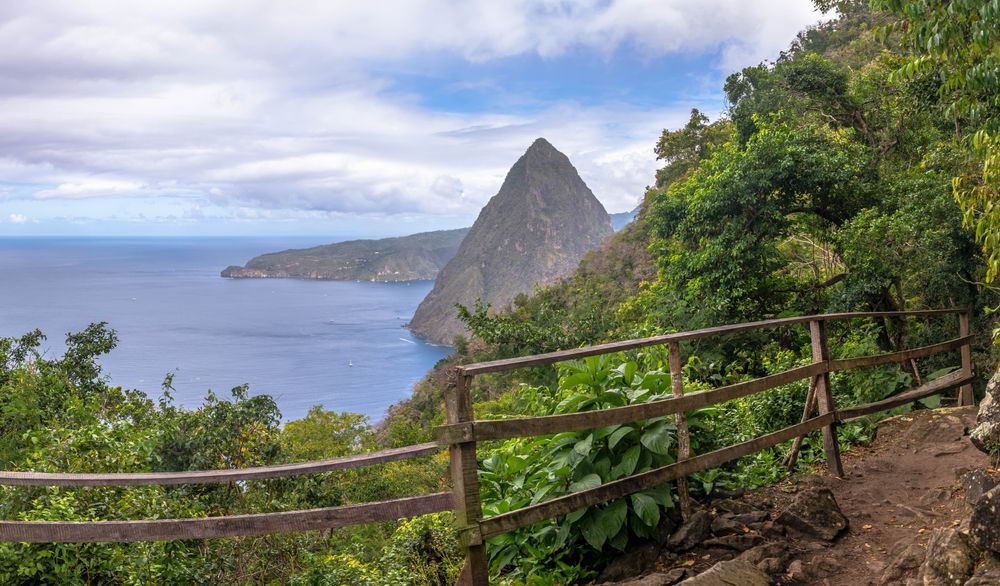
left=788, top=406, right=989, bottom=585
left=644, top=406, right=994, bottom=585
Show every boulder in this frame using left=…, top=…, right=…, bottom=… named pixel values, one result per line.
left=965, top=552, right=1000, bottom=586
left=971, top=367, right=1000, bottom=454
left=730, top=511, right=769, bottom=526
left=962, top=469, right=997, bottom=506
left=738, top=542, right=791, bottom=566
left=740, top=543, right=791, bottom=577
left=709, top=515, right=744, bottom=537
left=879, top=543, right=926, bottom=585
left=755, top=557, right=785, bottom=576
left=667, top=510, right=711, bottom=552
left=970, top=485, right=1000, bottom=554
left=678, top=560, right=770, bottom=586
left=919, top=528, right=975, bottom=585
left=775, top=487, right=849, bottom=541
left=599, top=542, right=661, bottom=583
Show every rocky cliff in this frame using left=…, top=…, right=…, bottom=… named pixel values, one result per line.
left=221, top=228, right=469, bottom=282
left=408, top=138, right=612, bottom=344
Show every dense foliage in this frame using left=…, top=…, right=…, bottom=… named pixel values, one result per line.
left=0, top=325, right=460, bottom=585
left=875, top=0, right=1000, bottom=284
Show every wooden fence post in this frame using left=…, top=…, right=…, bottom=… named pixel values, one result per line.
left=667, top=342, right=693, bottom=521
left=958, top=311, right=975, bottom=406
left=809, top=320, right=844, bottom=478
left=446, top=368, right=489, bottom=586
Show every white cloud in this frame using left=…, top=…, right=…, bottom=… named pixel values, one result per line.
left=8, top=213, right=28, bottom=224
left=34, top=179, right=145, bottom=199
left=0, top=1, right=826, bottom=230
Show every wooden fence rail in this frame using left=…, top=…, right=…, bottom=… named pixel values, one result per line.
left=0, top=310, right=977, bottom=586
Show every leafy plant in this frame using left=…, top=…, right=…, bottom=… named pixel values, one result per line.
left=478, top=352, right=733, bottom=579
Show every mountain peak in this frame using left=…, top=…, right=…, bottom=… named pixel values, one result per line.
left=523, top=137, right=563, bottom=162
left=408, top=139, right=612, bottom=345
left=527, top=137, right=556, bottom=152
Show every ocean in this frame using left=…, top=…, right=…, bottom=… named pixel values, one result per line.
left=0, top=237, right=451, bottom=422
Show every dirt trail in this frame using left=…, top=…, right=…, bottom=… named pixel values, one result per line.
left=638, top=407, right=992, bottom=585
left=790, top=406, right=989, bottom=585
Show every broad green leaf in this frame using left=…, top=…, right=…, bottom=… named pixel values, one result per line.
left=630, top=493, right=660, bottom=528
left=623, top=361, right=637, bottom=384
left=640, top=420, right=675, bottom=455
left=491, top=544, right=518, bottom=572
left=596, top=498, right=628, bottom=543
left=580, top=511, right=607, bottom=550
left=568, top=473, right=602, bottom=492
left=593, top=424, right=620, bottom=441
left=564, top=508, right=587, bottom=524
left=919, top=394, right=942, bottom=408
left=608, top=526, right=629, bottom=551
left=926, top=366, right=959, bottom=381
left=593, top=456, right=612, bottom=480
left=611, top=445, right=641, bottom=479
left=574, top=433, right=594, bottom=456
left=554, top=521, right=572, bottom=549
left=559, top=372, right=593, bottom=391
left=607, top=425, right=635, bottom=450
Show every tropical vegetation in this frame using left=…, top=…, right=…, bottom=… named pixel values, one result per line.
left=3, top=0, right=1000, bottom=583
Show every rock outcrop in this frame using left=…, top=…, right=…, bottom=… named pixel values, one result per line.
left=970, top=484, right=1000, bottom=554
left=221, top=228, right=469, bottom=282
left=775, top=487, right=848, bottom=541
left=920, top=528, right=975, bottom=585
left=971, top=366, right=1000, bottom=454
left=408, top=138, right=612, bottom=344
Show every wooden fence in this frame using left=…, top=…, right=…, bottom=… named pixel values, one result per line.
left=437, top=309, right=975, bottom=584
left=0, top=310, right=976, bottom=586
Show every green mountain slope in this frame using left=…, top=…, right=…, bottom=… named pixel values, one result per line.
left=221, top=228, right=469, bottom=282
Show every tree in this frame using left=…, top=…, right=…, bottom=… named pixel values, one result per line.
left=654, top=109, right=730, bottom=188
left=875, top=0, right=1000, bottom=283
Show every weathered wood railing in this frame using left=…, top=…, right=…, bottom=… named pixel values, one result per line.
left=437, top=310, right=976, bottom=584
left=0, top=442, right=451, bottom=542
left=0, top=310, right=976, bottom=586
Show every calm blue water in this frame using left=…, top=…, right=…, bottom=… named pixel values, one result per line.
left=0, top=237, right=451, bottom=421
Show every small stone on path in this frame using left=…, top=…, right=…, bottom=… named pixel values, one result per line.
left=677, top=560, right=769, bottom=585
left=667, top=510, right=711, bottom=552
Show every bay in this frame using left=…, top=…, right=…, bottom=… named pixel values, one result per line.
left=0, top=237, right=451, bottom=421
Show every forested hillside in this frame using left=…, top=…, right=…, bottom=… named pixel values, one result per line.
left=221, top=228, right=469, bottom=282
left=2, top=1, right=999, bottom=583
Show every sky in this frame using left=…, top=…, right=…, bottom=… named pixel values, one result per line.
left=0, top=0, right=827, bottom=238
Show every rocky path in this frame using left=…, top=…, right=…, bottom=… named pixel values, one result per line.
left=602, top=406, right=997, bottom=585
left=787, top=406, right=989, bottom=585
